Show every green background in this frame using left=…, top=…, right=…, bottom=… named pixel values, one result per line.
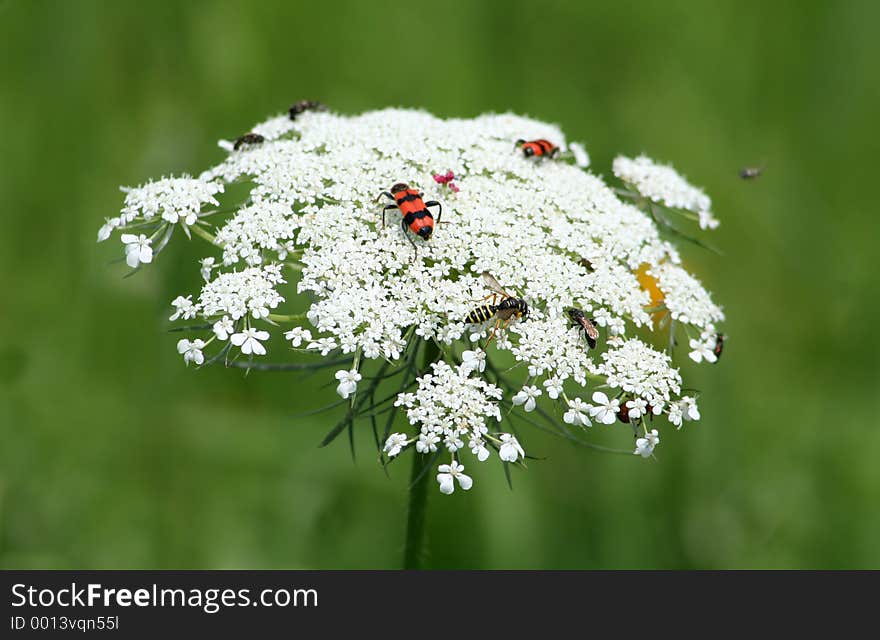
left=1, top=0, right=878, bottom=569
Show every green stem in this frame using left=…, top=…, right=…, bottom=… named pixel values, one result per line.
left=190, top=223, right=218, bottom=245
left=402, top=339, right=441, bottom=569
left=403, top=448, right=431, bottom=569
left=268, top=312, right=308, bottom=323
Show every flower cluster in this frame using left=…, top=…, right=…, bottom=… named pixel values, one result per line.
left=613, top=154, right=719, bottom=230
left=648, top=262, right=724, bottom=330
left=196, top=264, right=285, bottom=322
left=386, top=360, right=528, bottom=493
left=98, top=177, right=224, bottom=243
left=98, top=106, right=726, bottom=493
left=590, top=338, right=682, bottom=413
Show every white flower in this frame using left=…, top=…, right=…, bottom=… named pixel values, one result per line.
left=680, top=396, right=700, bottom=421
left=121, top=233, right=153, bottom=268
left=284, top=327, right=312, bottom=347
left=688, top=337, right=718, bottom=364
left=444, top=434, right=464, bottom=453
left=469, top=437, right=490, bottom=461
left=118, top=176, right=222, bottom=226
left=213, top=316, right=234, bottom=340
left=176, top=338, right=205, bottom=366
left=416, top=432, right=441, bottom=454
left=136, top=109, right=721, bottom=404
left=461, top=349, right=487, bottom=374
left=543, top=377, right=563, bottom=400
left=613, top=154, right=715, bottom=227
left=436, top=460, right=473, bottom=495
left=498, top=433, right=525, bottom=463
left=625, top=398, right=648, bottom=421
left=334, top=368, right=362, bottom=399
left=512, top=385, right=542, bottom=412
left=668, top=403, right=684, bottom=428
left=169, top=295, right=195, bottom=321
left=587, top=391, right=620, bottom=425
left=383, top=433, right=409, bottom=458
left=569, top=142, right=590, bottom=168
left=97, top=219, right=117, bottom=242
left=200, top=257, right=215, bottom=281
left=102, top=107, right=727, bottom=489
left=194, top=264, right=285, bottom=321
left=634, top=429, right=660, bottom=458
left=594, top=339, right=683, bottom=410
left=649, top=263, right=724, bottom=330
left=307, top=338, right=338, bottom=356
left=563, top=397, right=591, bottom=427
left=698, top=210, right=720, bottom=230
left=230, top=328, right=270, bottom=355
left=396, top=361, right=503, bottom=452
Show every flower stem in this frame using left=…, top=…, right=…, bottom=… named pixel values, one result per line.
left=403, top=449, right=431, bottom=569
left=267, top=312, right=307, bottom=323
left=402, top=339, right=441, bottom=569
left=190, top=223, right=218, bottom=245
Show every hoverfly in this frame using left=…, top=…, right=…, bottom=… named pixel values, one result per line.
left=566, top=307, right=599, bottom=350
left=464, top=271, right=529, bottom=344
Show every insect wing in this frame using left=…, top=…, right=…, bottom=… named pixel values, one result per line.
left=480, top=271, right=509, bottom=298
left=583, top=318, right=599, bottom=349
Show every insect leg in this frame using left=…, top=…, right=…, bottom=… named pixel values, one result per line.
left=424, top=201, right=442, bottom=223
left=376, top=191, right=395, bottom=203
left=401, top=218, right=419, bottom=253
left=381, top=204, right=397, bottom=226
left=486, top=315, right=512, bottom=347
left=485, top=318, right=501, bottom=347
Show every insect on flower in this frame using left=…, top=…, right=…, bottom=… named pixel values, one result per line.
left=465, top=271, right=529, bottom=344
left=566, top=306, right=599, bottom=350
left=377, top=182, right=443, bottom=250
left=515, top=138, right=560, bottom=159
left=100, top=107, right=728, bottom=493
left=713, top=333, right=726, bottom=362
left=233, top=132, right=265, bottom=150
left=288, top=99, right=327, bottom=120
left=578, top=257, right=596, bottom=272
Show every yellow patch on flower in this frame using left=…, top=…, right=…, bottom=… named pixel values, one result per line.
left=636, top=263, right=667, bottom=324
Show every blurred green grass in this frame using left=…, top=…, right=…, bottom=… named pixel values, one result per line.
left=1, top=0, right=878, bottom=568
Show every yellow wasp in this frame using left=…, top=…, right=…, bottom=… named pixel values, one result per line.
left=464, top=271, right=530, bottom=344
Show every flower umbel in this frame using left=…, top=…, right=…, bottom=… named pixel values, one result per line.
left=99, top=106, right=726, bottom=494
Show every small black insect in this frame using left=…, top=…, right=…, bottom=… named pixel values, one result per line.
left=233, top=132, right=265, bottom=150
left=289, top=100, right=327, bottom=120
left=738, top=165, right=765, bottom=179
left=713, top=333, right=726, bottom=362
left=578, top=257, right=595, bottom=272
left=566, top=306, right=599, bottom=350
